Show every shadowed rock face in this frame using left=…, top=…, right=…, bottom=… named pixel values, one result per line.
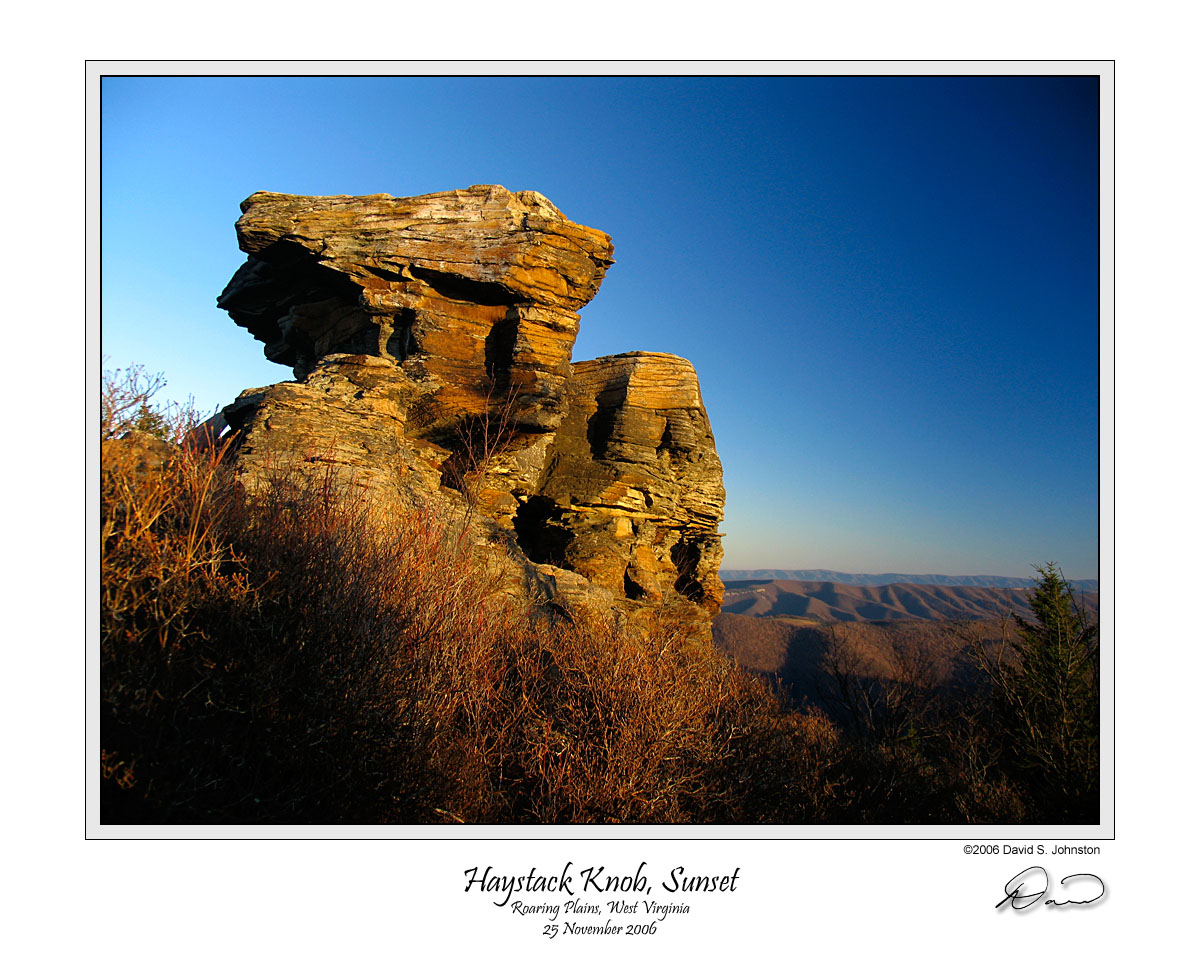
left=216, top=186, right=724, bottom=620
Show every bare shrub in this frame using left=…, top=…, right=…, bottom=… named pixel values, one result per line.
left=101, top=364, right=169, bottom=440
left=439, top=378, right=522, bottom=516
left=505, top=610, right=762, bottom=822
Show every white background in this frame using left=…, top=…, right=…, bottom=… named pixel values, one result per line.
left=8, top=12, right=1193, bottom=972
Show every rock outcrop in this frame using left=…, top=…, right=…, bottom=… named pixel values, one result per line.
left=216, top=186, right=725, bottom=620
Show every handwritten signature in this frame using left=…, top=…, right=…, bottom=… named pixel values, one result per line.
left=995, top=866, right=1105, bottom=910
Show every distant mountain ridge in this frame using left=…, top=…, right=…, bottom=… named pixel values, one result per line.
left=722, top=579, right=1100, bottom=624
left=719, top=568, right=1099, bottom=592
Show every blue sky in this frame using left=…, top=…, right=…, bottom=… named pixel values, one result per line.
left=101, top=74, right=1100, bottom=578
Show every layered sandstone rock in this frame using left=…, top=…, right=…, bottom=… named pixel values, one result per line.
left=216, top=186, right=724, bottom=621
left=517, top=352, right=726, bottom=617
left=218, top=186, right=612, bottom=438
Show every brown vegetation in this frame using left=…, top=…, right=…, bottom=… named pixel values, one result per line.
left=101, top=368, right=1099, bottom=826
left=714, top=607, right=1098, bottom=823
left=100, top=368, right=846, bottom=824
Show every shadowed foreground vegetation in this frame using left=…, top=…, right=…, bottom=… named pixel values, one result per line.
left=100, top=368, right=1099, bottom=825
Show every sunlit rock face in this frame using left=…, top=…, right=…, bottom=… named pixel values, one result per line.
left=216, top=186, right=724, bottom=621
left=520, top=352, right=725, bottom=617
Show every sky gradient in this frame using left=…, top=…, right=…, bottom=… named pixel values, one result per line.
left=100, top=74, right=1101, bottom=579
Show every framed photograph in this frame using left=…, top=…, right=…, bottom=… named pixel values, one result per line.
left=78, top=56, right=1151, bottom=965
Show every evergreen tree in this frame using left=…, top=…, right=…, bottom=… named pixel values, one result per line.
left=987, top=563, right=1100, bottom=822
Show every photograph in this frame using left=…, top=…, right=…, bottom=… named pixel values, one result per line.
left=96, top=69, right=1103, bottom=831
